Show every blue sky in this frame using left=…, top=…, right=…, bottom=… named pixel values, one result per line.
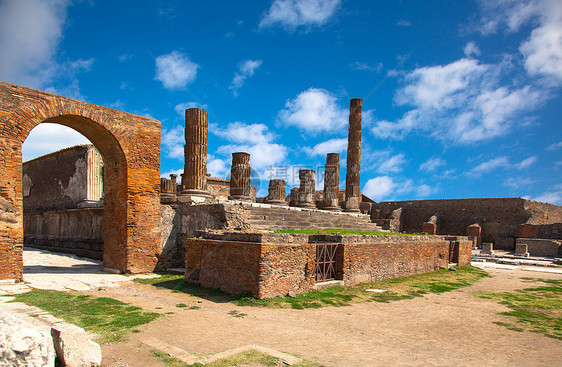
left=2, top=0, right=561, bottom=204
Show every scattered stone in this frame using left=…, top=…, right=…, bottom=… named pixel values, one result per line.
left=51, top=324, right=102, bottom=367
left=0, top=311, right=55, bottom=367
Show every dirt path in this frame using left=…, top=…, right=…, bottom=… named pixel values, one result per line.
left=95, top=265, right=562, bottom=367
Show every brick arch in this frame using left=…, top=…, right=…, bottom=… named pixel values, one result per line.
left=0, top=81, right=161, bottom=280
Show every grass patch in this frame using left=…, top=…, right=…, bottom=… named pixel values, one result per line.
left=151, top=348, right=323, bottom=367
left=274, top=228, right=420, bottom=236
left=235, top=266, right=489, bottom=309
left=475, top=278, right=562, bottom=340
left=11, top=289, right=161, bottom=343
left=228, top=310, right=247, bottom=318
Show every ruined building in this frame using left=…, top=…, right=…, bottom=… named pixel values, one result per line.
left=1, top=81, right=561, bottom=298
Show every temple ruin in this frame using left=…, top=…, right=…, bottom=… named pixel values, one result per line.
left=1, top=80, right=561, bottom=298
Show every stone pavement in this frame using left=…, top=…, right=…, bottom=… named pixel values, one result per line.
left=0, top=248, right=157, bottom=296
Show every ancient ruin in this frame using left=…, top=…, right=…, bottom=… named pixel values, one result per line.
left=1, top=80, right=561, bottom=300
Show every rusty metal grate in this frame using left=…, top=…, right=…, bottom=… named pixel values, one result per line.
left=314, top=244, right=338, bottom=282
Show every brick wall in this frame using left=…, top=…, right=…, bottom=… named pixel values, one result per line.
left=518, top=223, right=562, bottom=239
left=184, top=232, right=472, bottom=299
left=0, top=81, right=161, bottom=279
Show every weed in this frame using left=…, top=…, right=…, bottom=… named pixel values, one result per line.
left=176, top=303, right=187, bottom=308
left=11, top=289, right=161, bottom=343
left=228, top=310, right=247, bottom=318
left=188, top=305, right=201, bottom=310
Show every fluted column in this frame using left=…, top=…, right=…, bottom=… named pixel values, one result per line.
left=229, top=152, right=252, bottom=201
left=182, top=108, right=211, bottom=197
left=296, top=169, right=316, bottom=208
left=265, top=179, right=287, bottom=205
left=345, top=98, right=362, bottom=212
left=322, top=153, right=340, bottom=210
left=160, top=174, right=178, bottom=204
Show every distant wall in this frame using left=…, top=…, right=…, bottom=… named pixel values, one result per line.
left=373, top=198, right=562, bottom=250
left=23, top=145, right=103, bottom=213
left=24, top=208, right=103, bottom=259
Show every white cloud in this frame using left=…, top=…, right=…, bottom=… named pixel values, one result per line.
left=303, top=138, right=347, bottom=157
left=0, top=0, right=69, bottom=88
left=362, top=176, right=397, bottom=202
left=464, top=41, right=481, bottom=57
left=373, top=58, right=545, bottom=142
left=161, top=168, right=183, bottom=179
left=207, top=155, right=229, bottom=178
left=259, top=0, right=341, bottom=30
left=416, top=184, right=436, bottom=198
left=377, top=153, right=406, bottom=174
left=504, top=176, right=536, bottom=188
left=22, top=123, right=90, bottom=162
left=174, top=102, right=208, bottom=116
left=161, top=125, right=184, bottom=160
left=155, top=51, right=199, bottom=90
left=514, top=155, right=538, bottom=169
left=229, top=60, right=263, bottom=96
left=532, top=189, right=562, bottom=205
left=546, top=141, right=562, bottom=150
left=350, top=61, right=383, bottom=73
left=468, top=156, right=510, bottom=175
left=212, top=122, right=288, bottom=171
left=397, top=20, right=412, bottom=27
left=419, top=157, right=446, bottom=173
left=278, top=88, right=348, bottom=133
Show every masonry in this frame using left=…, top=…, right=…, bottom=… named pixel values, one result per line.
left=0, top=81, right=161, bottom=280
left=184, top=230, right=472, bottom=299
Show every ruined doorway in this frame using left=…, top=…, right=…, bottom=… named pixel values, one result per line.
left=22, top=124, right=105, bottom=260
left=0, top=81, right=161, bottom=281
left=314, top=243, right=339, bottom=282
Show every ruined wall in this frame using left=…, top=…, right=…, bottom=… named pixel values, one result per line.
left=24, top=208, right=103, bottom=259
left=23, top=145, right=103, bottom=213
left=373, top=198, right=562, bottom=250
left=518, top=223, right=562, bottom=239
left=0, top=199, right=23, bottom=281
left=0, top=81, right=161, bottom=279
left=184, top=232, right=471, bottom=299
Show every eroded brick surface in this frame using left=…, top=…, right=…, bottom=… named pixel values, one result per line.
left=0, top=81, right=161, bottom=279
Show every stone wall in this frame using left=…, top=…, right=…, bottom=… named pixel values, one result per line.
left=518, top=223, right=562, bottom=239
left=24, top=208, right=103, bottom=259
left=373, top=198, right=562, bottom=250
left=184, top=232, right=471, bottom=299
left=23, top=145, right=103, bottom=213
left=0, top=81, right=161, bottom=279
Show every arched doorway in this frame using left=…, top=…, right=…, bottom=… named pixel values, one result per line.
left=0, top=81, right=161, bottom=280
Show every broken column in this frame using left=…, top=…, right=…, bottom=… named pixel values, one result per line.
left=296, top=169, right=316, bottom=208
left=160, top=174, right=178, bottom=204
left=466, top=223, right=482, bottom=248
left=229, top=152, right=252, bottom=201
left=321, top=153, right=340, bottom=210
left=265, top=179, right=287, bottom=205
left=422, top=214, right=438, bottom=235
left=345, top=98, right=362, bottom=212
left=182, top=108, right=211, bottom=198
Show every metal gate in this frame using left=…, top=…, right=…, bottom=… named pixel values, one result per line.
left=314, top=244, right=338, bottom=282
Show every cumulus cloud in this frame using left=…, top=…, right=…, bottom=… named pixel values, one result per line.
left=372, top=58, right=545, bottom=142
left=278, top=88, right=348, bottom=133
left=303, top=138, right=347, bottom=157
left=161, top=125, right=184, bottom=160
left=259, top=0, right=340, bottom=30
left=362, top=176, right=397, bottom=202
left=207, top=154, right=229, bottom=178
left=212, top=122, right=288, bottom=171
left=464, top=41, right=481, bottom=57
left=155, top=51, right=199, bottom=90
left=174, top=102, right=208, bottom=116
left=546, top=141, right=562, bottom=150
left=0, top=0, right=69, bottom=88
left=377, top=153, right=406, bottom=174
left=229, top=60, right=263, bottom=96
left=419, top=157, right=446, bottom=173
left=23, top=123, right=90, bottom=162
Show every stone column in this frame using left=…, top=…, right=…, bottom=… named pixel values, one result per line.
left=321, top=153, right=340, bottom=210
left=296, top=169, right=316, bottom=208
left=229, top=152, right=252, bottom=201
left=182, top=108, right=211, bottom=197
left=345, top=98, right=362, bottom=212
left=160, top=174, right=178, bottom=204
left=265, top=179, right=287, bottom=205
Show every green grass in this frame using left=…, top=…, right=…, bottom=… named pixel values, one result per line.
left=475, top=278, right=562, bottom=340
left=235, top=265, right=489, bottom=309
left=11, top=289, right=161, bottom=343
left=228, top=310, right=247, bottom=318
left=151, top=348, right=323, bottom=367
left=274, top=228, right=420, bottom=236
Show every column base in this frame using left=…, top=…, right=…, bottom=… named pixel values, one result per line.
left=181, top=189, right=213, bottom=198
left=296, top=202, right=316, bottom=209
left=160, top=193, right=177, bottom=204
left=344, top=208, right=361, bottom=213
left=264, top=200, right=288, bottom=206
left=228, top=195, right=253, bottom=202
left=321, top=206, right=341, bottom=211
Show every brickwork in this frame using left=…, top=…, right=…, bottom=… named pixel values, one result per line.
left=518, top=223, right=562, bottom=239
left=0, top=81, right=161, bottom=279
left=183, top=231, right=472, bottom=298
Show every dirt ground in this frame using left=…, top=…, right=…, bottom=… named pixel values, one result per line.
left=95, top=265, right=562, bottom=367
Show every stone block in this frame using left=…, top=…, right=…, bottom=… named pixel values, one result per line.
left=422, top=222, right=436, bottom=235
left=515, top=243, right=529, bottom=257
left=51, top=324, right=102, bottom=367
left=0, top=311, right=55, bottom=366
left=480, top=242, right=494, bottom=255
